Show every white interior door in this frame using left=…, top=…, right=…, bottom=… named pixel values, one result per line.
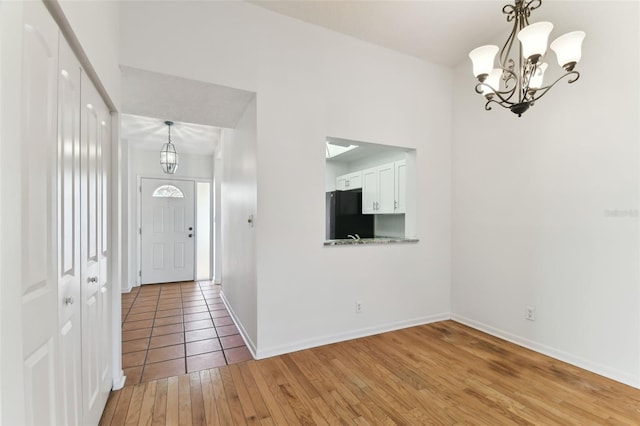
left=141, top=178, right=195, bottom=284
left=80, top=72, right=111, bottom=426
left=57, top=35, right=83, bottom=426
left=20, top=3, right=59, bottom=424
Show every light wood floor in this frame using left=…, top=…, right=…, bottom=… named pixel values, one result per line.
left=100, top=320, right=640, bottom=425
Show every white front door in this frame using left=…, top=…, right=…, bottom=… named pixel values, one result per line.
left=141, top=178, right=195, bottom=284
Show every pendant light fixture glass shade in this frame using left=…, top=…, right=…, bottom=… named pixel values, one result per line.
left=469, top=45, right=499, bottom=79
left=550, top=31, right=585, bottom=70
left=517, top=21, right=553, bottom=63
left=160, top=121, right=179, bottom=174
left=481, top=68, right=502, bottom=97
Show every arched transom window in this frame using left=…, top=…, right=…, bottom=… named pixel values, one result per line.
left=152, top=184, right=184, bottom=198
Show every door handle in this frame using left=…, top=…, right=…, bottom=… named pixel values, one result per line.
left=188, top=227, right=193, bottom=231
left=87, top=276, right=98, bottom=283
left=64, top=297, right=74, bottom=305
left=188, top=234, right=193, bottom=238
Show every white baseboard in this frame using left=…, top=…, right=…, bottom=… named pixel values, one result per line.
left=112, top=370, right=126, bottom=390
left=121, top=283, right=133, bottom=293
left=255, top=313, right=452, bottom=360
left=451, top=314, right=640, bottom=389
left=219, top=290, right=258, bottom=358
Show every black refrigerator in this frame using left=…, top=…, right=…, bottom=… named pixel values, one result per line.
left=326, top=189, right=374, bottom=240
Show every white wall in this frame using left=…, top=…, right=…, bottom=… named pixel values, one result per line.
left=0, top=2, right=28, bottom=422
left=57, top=0, right=121, bottom=108
left=125, top=146, right=213, bottom=289
left=120, top=1, right=452, bottom=357
left=220, top=98, right=258, bottom=350
left=452, top=1, right=640, bottom=387
left=213, top=149, right=222, bottom=284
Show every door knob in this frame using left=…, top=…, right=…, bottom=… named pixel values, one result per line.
left=188, top=234, right=193, bottom=238
left=88, top=276, right=98, bottom=283
left=188, top=227, right=193, bottom=231
left=64, top=297, right=74, bottom=305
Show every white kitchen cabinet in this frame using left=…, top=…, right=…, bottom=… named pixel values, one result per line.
left=362, top=167, right=378, bottom=213
left=362, top=160, right=406, bottom=214
left=394, top=160, right=407, bottom=214
left=336, top=171, right=362, bottom=190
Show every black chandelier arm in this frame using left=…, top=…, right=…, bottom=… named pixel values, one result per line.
left=474, top=82, right=518, bottom=107
left=499, top=18, right=519, bottom=68
left=524, top=0, right=542, bottom=14
left=484, top=97, right=514, bottom=112
left=529, top=70, right=580, bottom=103
left=501, top=66, right=519, bottom=90
left=502, top=3, right=517, bottom=21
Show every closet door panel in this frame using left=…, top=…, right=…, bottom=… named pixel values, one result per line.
left=80, top=73, right=110, bottom=426
left=19, top=2, right=59, bottom=424
left=98, top=107, right=112, bottom=392
left=57, top=36, right=83, bottom=426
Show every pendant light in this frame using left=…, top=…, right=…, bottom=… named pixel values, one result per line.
left=160, top=120, right=179, bottom=174
left=469, top=0, right=585, bottom=117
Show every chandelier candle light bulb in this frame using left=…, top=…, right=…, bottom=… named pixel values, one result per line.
left=469, top=0, right=585, bottom=117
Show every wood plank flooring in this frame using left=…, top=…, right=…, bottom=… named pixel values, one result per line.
left=101, top=320, right=640, bottom=425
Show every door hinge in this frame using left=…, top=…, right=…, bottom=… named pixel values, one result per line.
left=139, top=227, right=141, bottom=235
left=139, top=270, right=141, bottom=277
left=139, top=185, right=142, bottom=193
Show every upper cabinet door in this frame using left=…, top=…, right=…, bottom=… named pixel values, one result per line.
left=376, top=163, right=395, bottom=214
left=346, top=171, right=362, bottom=190
left=336, top=175, right=348, bottom=191
left=362, top=167, right=378, bottom=214
left=19, top=2, right=60, bottom=425
left=394, top=160, right=406, bottom=214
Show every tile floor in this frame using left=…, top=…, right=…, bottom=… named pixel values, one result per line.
left=121, top=281, right=253, bottom=385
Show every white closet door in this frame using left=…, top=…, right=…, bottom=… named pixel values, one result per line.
left=98, top=99, right=112, bottom=398
left=80, top=72, right=111, bottom=426
left=57, top=36, right=83, bottom=426
left=19, top=2, right=60, bottom=425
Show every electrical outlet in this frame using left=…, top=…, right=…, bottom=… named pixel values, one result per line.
left=526, top=306, right=536, bottom=321
left=355, top=301, right=362, bottom=314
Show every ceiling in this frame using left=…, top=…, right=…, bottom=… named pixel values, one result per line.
left=326, top=137, right=408, bottom=164
left=120, top=114, right=221, bottom=155
left=121, top=66, right=255, bottom=129
left=121, top=66, right=255, bottom=155
left=248, top=0, right=507, bottom=67
left=119, top=1, right=569, bottom=154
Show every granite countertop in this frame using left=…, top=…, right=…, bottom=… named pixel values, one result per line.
left=323, top=237, right=419, bottom=246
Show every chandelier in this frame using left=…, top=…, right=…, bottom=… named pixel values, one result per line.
left=469, top=0, right=585, bottom=117
left=160, top=120, right=179, bottom=174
